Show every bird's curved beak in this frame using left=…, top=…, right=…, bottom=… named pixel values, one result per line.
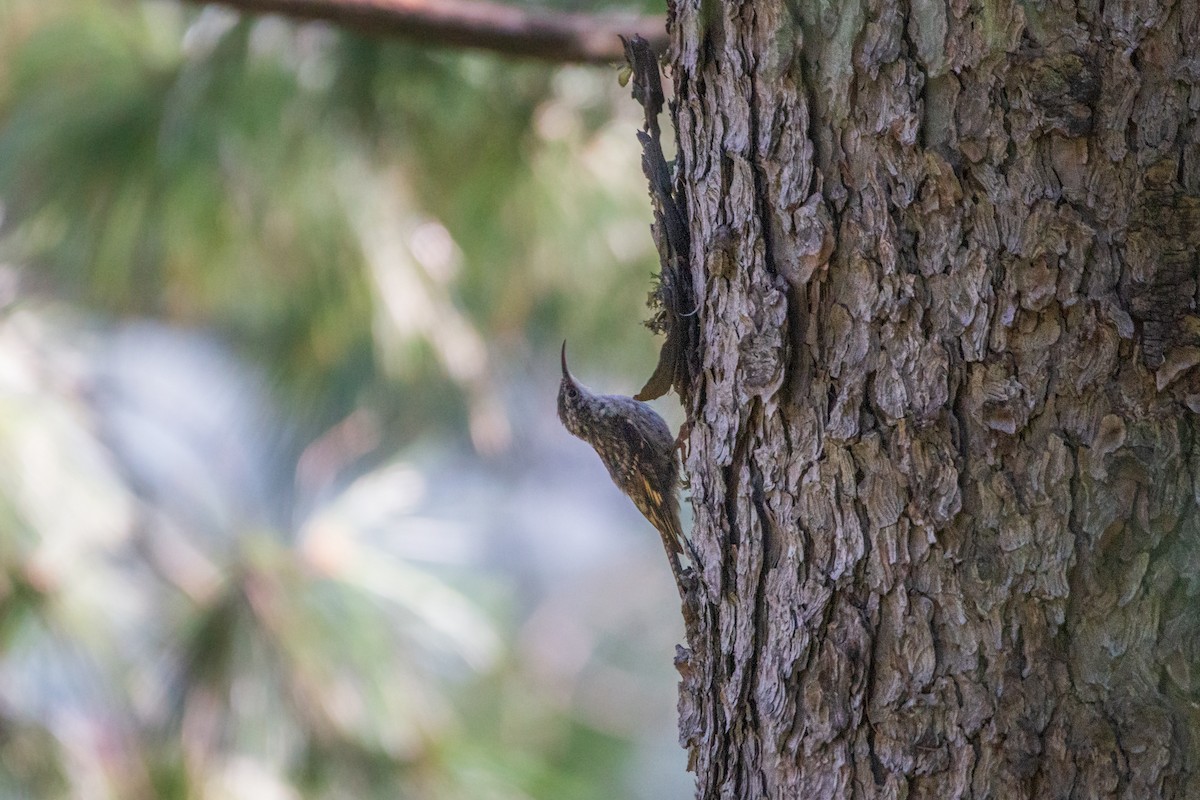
left=561, top=340, right=572, bottom=381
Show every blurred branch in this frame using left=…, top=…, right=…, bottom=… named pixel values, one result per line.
left=187, top=0, right=668, bottom=63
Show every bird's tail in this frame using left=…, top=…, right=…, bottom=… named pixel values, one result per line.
left=651, top=502, right=701, bottom=601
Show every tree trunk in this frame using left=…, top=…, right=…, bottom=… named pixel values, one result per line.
left=670, top=0, right=1200, bottom=797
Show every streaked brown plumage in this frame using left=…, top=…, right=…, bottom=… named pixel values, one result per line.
left=557, top=342, right=693, bottom=591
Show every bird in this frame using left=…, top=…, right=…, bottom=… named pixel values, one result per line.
left=557, top=341, right=696, bottom=593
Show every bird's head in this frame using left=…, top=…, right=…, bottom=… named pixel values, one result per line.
left=557, top=342, right=591, bottom=438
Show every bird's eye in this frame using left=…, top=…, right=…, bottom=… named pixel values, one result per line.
left=568, top=388, right=578, bottom=399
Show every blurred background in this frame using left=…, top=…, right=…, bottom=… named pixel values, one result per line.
left=0, top=0, right=691, bottom=797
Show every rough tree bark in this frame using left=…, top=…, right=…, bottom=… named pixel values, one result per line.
left=666, top=0, right=1200, bottom=797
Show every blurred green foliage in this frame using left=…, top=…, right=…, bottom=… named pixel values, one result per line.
left=0, top=0, right=664, bottom=435
left=0, top=0, right=681, bottom=797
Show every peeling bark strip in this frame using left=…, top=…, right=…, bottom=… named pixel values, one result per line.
left=624, top=35, right=700, bottom=406
left=670, top=0, right=1200, bottom=797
